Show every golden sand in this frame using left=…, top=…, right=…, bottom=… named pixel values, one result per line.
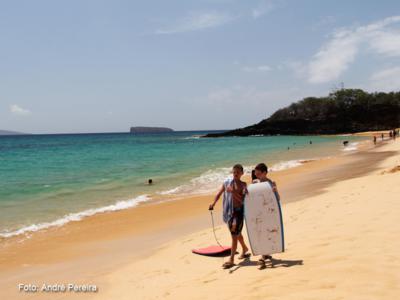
left=1, top=135, right=399, bottom=299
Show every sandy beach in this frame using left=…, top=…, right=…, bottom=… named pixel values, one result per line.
left=3, top=3, right=400, bottom=299
left=1, top=135, right=399, bottom=299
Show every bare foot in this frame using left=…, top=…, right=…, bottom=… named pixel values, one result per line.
left=258, top=261, right=267, bottom=270
left=238, top=247, right=250, bottom=259
left=222, top=260, right=235, bottom=269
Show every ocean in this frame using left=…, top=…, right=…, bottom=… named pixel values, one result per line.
left=0, top=131, right=366, bottom=238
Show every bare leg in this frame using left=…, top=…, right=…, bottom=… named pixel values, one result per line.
left=230, top=235, right=238, bottom=264
left=237, top=234, right=248, bottom=255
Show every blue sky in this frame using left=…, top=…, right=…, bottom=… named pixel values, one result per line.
left=1, top=0, right=400, bottom=134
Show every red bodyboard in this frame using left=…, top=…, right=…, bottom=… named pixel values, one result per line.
left=192, top=245, right=231, bottom=256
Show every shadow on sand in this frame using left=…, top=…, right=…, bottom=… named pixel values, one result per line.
left=229, top=257, right=303, bottom=273
left=192, top=250, right=237, bottom=257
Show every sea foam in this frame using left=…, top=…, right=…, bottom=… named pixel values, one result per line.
left=0, top=158, right=317, bottom=238
left=0, top=195, right=149, bottom=238
left=158, top=158, right=311, bottom=196
left=342, top=142, right=359, bottom=152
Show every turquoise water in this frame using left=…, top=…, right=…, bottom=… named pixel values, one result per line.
left=0, top=132, right=365, bottom=237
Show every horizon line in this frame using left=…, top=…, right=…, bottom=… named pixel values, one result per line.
left=0, top=129, right=231, bottom=137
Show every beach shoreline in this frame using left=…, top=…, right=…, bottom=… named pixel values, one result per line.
left=97, top=137, right=400, bottom=300
left=1, top=132, right=398, bottom=299
left=0, top=133, right=370, bottom=240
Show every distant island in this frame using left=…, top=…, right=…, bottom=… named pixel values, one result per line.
left=130, top=126, right=174, bottom=134
left=205, top=89, right=400, bottom=137
left=0, top=130, right=26, bottom=136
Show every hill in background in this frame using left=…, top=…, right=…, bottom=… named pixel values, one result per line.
left=205, top=89, right=400, bottom=137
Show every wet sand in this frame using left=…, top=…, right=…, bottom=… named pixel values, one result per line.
left=97, top=138, right=399, bottom=300
left=1, top=135, right=399, bottom=299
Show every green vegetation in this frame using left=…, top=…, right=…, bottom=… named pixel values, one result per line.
left=206, top=89, right=400, bottom=137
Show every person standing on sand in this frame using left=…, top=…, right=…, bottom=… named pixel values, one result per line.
left=253, top=163, right=282, bottom=268
left=209, top=164, right=250, bottom=269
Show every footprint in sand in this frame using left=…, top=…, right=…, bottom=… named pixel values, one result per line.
left=145, top=269, right=171, bottom=277
left=203, top=278, right=217, bottom=284
left=320, top=283, right=336, bottom=289
left=381, top=165, right=400, bottom=174
left=204, top=270, right=217, bottom=276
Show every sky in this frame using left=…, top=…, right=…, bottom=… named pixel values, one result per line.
left=1, top=0, right=400, bottom=134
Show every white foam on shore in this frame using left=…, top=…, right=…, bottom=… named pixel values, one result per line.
left=270, top=159, right=305, bottom=171
left=183, top=135, right=201, bottom=140
left=158, top=167, right=235, bottom=196
left=0, top=195, right=150, bottom=239
left=342, top=142, right=359, bottom=152
left=0, top=157, right=321, bottom=239
left=158, top=158, right=314, bottom=196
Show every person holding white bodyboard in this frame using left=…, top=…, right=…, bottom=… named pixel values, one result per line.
left=251, top=163, right=283, bottom=269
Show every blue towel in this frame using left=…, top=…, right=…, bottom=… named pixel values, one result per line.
left=222, top=178, right=234, bottom=223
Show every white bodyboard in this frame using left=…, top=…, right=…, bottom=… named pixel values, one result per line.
left=244, top=182, right=284, bottom=255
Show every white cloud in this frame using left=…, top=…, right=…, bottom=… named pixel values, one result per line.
left=155, top=11, right=234, bottom=35
left=10, top=104, right=31, bottom=116
left=252, top=1, right=275, bottom=19
left=242, top=64, right=272, bottom=72
left=368, top=66, right=400, bottom=92
left=369, top=30, right=400, bottom=57
left=308, top=29, right=360, bottom=83
left=308, top=15, right=400, bottom=84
